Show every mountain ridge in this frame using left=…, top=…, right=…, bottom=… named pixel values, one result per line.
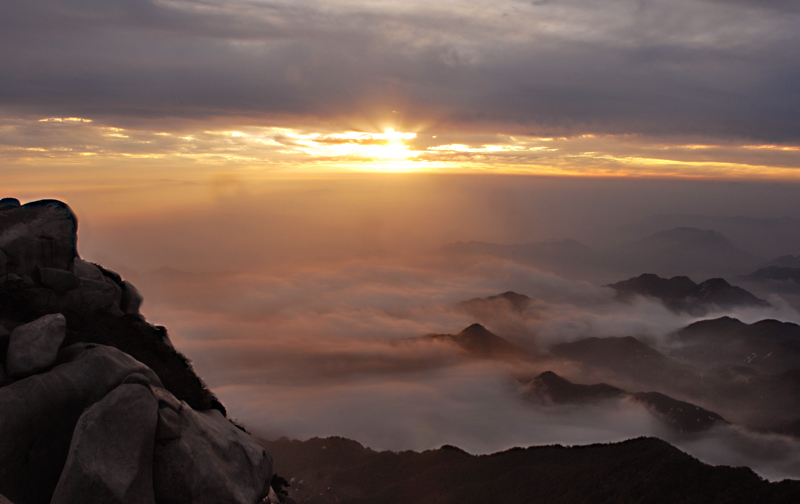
left=260, top=435, right=800, bottom=504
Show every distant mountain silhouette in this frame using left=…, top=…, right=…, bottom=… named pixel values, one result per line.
left=441, top=239, right=593, bottom=262
left=735, top=263, right=800, bottom=311
left=482, top=291, right=533, bottom=312
left=424, top=324, right=529, bottom=360
left=616, top=215, right=800, bottom=260
left=671, top=317, right=800, bottom=374
left=742, top=266, right=800, bottom=284
left=767, top=255, right=800, bottom=269
left=544, top=318, right=800, bottom=434
left=737, top=266, right=800, bottom=303
left=612, top=227, right=762, bottom=280
left=260, top=436, right=800, bottom=504
left=630, top=392, right=728, bottom=433
left=549, top=336, right=696, bottom=391
left=440, top=239, right=599, bottom=278
left=524, top=371, right=726, bottom=433
left=608, top=273, right=770, bottom=315
left=441, top=227, right=761, bottom=281
left=456, top=291, right=534, bottom=320
left=524, top=370, right=625, bottom=404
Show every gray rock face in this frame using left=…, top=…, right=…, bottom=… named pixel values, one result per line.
left=0, top=324, right=9, bottom=370
left=64, top=278, right=124, bottom=315
left=153, top=402, right=272, bottom=504
left=155, top=406, right=182, bottom=442
left=0, top=198, right=272, bottom=504
left=37, top=267, right=80, bottom=294
left=120, top=280, right=143, bottom=316
left=73, top=258, right=105, bottom=281
left=51, top=384, right=159, bottom=504
left=5, top=313, right=66, bottom=379
left=0, top=343, right=162, bottom=504
left=0, top=200, right=77, bottom=278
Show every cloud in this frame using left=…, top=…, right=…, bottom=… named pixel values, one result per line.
left=1, top=0, right=799, bottom=141
left=0, top=175, right=778, bottom=480
left=3, top=117, right=799, bottom=178
left=105, top=236, right=800, bottom=479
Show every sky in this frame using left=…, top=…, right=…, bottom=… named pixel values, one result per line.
left=4, top=0, right=800, bottom=481
left=2, top=0, right=799, bottom=177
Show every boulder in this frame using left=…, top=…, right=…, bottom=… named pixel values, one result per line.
left=155, top=406, right=182, bottom=442
left=153, top=401, right=272, bottom=504
left=151, top=385, right=182, bottom=412
left=0, top=493, right=14, bottom=504
left=51, top=384, right=159, bottom=504
left=17, top=287, right=62, bottom=315
left=0, top=273, right=34, bottom=290
left=0, top=343, right=162, bottom=504
left=119, top=280, right=144, bottom=315
left=120, top=281, right=143, bottom=316
left=0, top=324, right=9, bottom=361
left=37, top=266, right=80, bottom=294
left=5, top=313, right=66, bottom=379
left=63, top=278, right=124, bottom=316
left=0, top=200, right=77, bottom=278
left=122, top=372, right=153, bottom=388
left=0, top=198, right=20, bottom=211
left=72, top=258, right=105, bottom=282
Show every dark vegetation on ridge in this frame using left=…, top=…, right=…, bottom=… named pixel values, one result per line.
left=261, top=436, right=800, bottom=504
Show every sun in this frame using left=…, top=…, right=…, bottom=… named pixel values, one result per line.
left=290, top=128, right=425, bottom=172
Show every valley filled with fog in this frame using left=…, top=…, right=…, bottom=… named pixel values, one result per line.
left=31, top=174, right=797, bottom=481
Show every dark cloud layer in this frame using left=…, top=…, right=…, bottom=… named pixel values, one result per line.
left=2, top=0, right=799, bottom=140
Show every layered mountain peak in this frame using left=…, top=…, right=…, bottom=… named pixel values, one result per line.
left=608, top=273, right=769, bottom=315
left=425, top=323, right=529, bottom=360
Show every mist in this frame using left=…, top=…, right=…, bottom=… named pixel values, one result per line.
left=13, top=172, right=794, bottom=480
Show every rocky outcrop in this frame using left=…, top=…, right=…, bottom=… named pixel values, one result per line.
left=0, top=343, right=163, bottom=504
left=0, top=199, right=272, bottom=504
left=0, top=200, right=77, bottom=278
left=51, top=383, right=159, bottom=504
left=153, top=407, right=272, bottom=504
left=5, top=313, right=66, bottom=379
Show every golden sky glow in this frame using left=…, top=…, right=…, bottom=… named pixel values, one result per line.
left=2, top=116, right=800, bottom=180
